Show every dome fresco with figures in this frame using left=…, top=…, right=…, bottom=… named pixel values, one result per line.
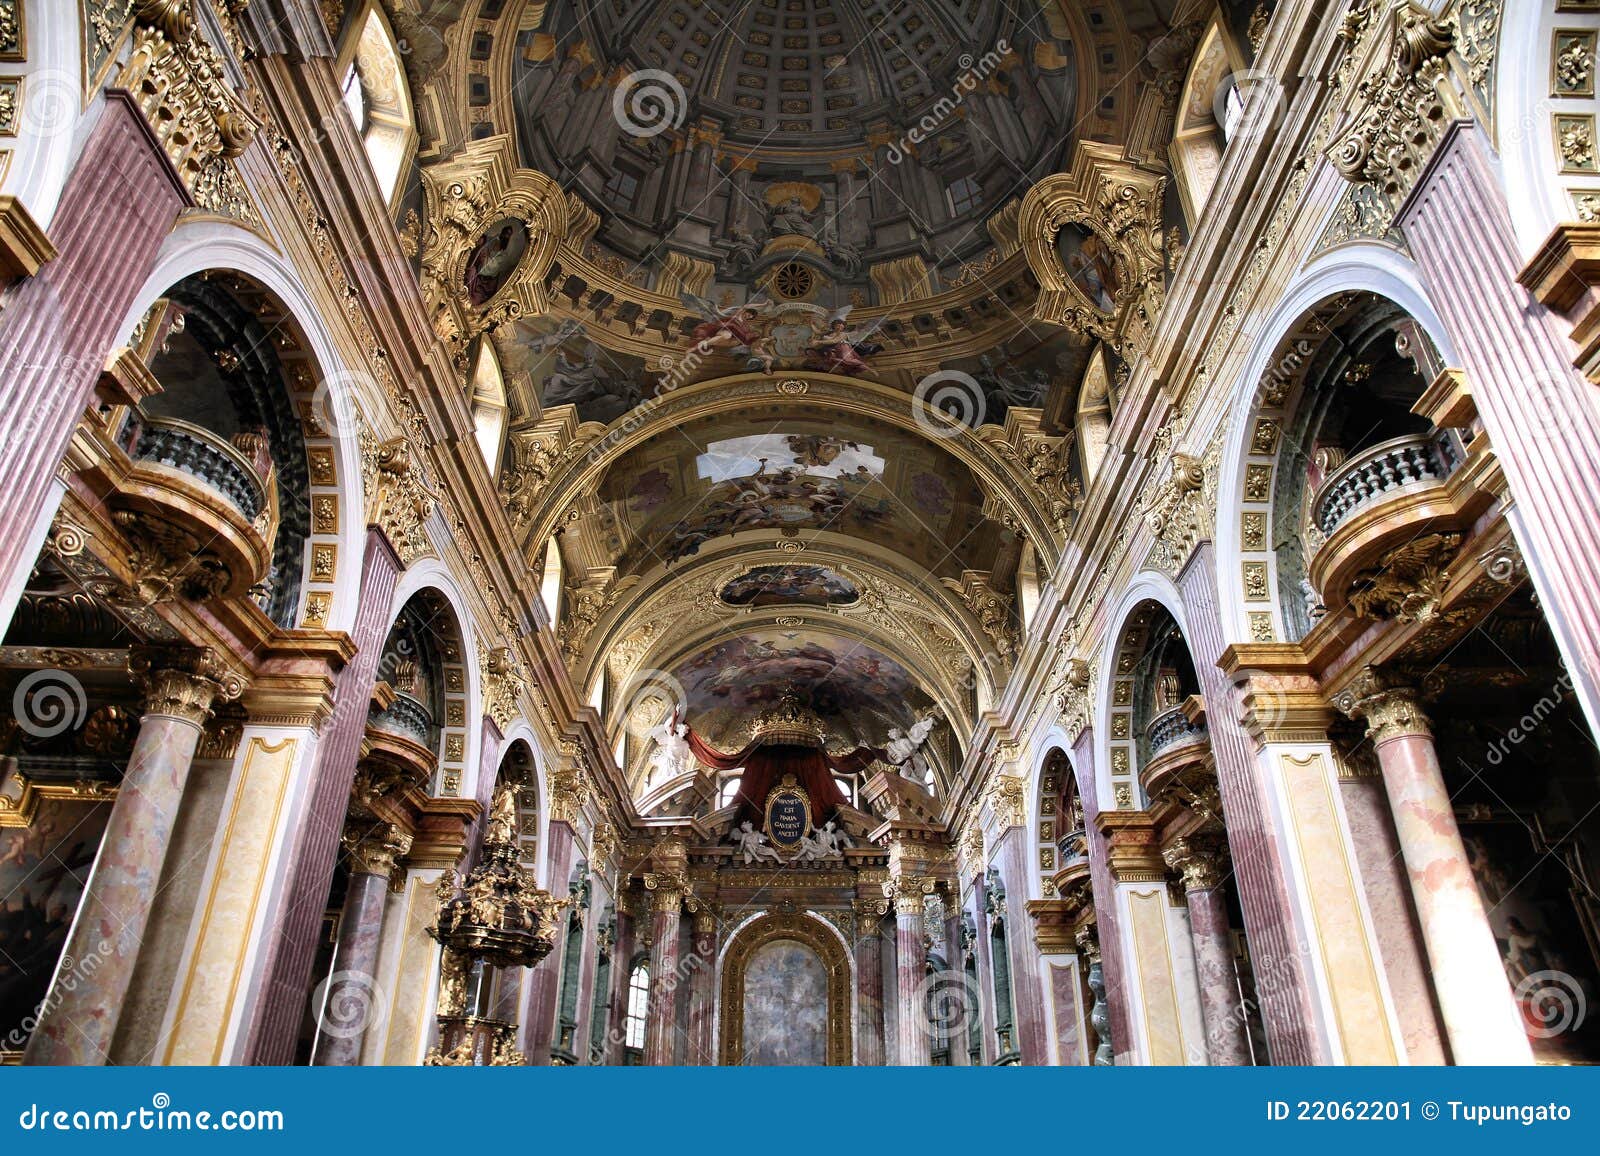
left=7, top=0, right=1600, bottom=1082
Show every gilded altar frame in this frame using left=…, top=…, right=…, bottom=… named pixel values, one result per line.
left=717, top=913, right=853, bottom=1066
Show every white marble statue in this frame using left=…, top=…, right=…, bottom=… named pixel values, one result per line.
left=732, top=820, right=783, bottom=864
left=646, top=718, right=693, bottom=786
left=795, top=820, right=848, bottom=862
left=885, top=715, right=938, bottom=787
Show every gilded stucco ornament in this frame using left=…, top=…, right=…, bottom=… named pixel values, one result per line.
left=418, top=136, right=570, bottom=356
left=1346, top=532, right=1461, bottom=623
left=1327, top=1, right=1459, bottom=213
left=479, top=643, right=526, bottom=732
left=117, top=0, right=261, bottom=223
left=1143, top=452, right=1208, bottom=576
left=1018, top=142, right=1169, bottom=357
left=1053, top=657, right=1095, bottom=743
left=1333, top=666, right=1432, bottom=744
left=360, top=433, right=438, bottom=566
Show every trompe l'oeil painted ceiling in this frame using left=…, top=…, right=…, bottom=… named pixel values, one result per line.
left=390, top=0, right=1209, bottom=801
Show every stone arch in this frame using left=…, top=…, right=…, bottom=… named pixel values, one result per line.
left=121, top=219, right=370, bottom=633
left=1031, top=740, right=1083, bottom=900
left=1495, top=0, right=1593, bottom=257
left=0, top=0, right=85, bottom=227
left=335, top=1, right=419, bottom=210
left=1094, top=574, right=1191, bottom=813
left=493, top=719, right=550, bottom=885
left=1214, top=250, right=1457, bottom=644
left=716, top=911, right=852, bottom=1066
left=385, top=562, right=484, bottom=800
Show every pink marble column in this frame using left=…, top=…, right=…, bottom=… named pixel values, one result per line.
left=1400, top=121, right=1600, bottom=732
left=24, top=648, right=236, bottom=1064
left=1177, top=544, right=1325, bottom=1062
left=1163, top=837, right=1251, bottom=1065
left=889, top=879, right=930, bottom=1066
left=523, top=819, right=576, bottom=1061
left=683, top=912, right=717, bottom=1064
left=1336, top=669, right=1531, bottom=1065
left=0, top=93, right=191, bottom=621
left=312, top=824, right=407, bottom=1065
left=245, top=527, right=402, bottom=1064
left=643, top=888, right=684, bottom=1066
left=994, top=828, right=1048, bottom=1065
left=853, top=900, right=888, bottom=1065
left=1072, top=726, right=1130, bottom=1064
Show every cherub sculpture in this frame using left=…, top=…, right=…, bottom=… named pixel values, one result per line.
left=732, top=820, right=784, bottom=864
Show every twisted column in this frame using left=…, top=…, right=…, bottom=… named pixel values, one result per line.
left=642, top=873, right=687, bottom=1066
left=885, top=875, right=932, bottom=1066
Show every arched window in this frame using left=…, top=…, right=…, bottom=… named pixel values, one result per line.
left=623, top=958, right=651, bottom=1051
left=468, top=341, right=509, bottom=475
left=338, top=5, right=418, bottom=210
left=1169, top=20, right=1243, bottom=225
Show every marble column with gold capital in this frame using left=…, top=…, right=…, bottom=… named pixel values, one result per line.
left=1163, top=836, right=1250, bottom=1066
left=853, top=897, right=889, bottom=1065
left=885, top=875, right=933, bottom=1066
left=25, top=647, right=242, bottom=1064
left=312, top=822, right=411, bottom=1066
left=642, top=873, right=687, bottom=1066
left=1336, top=668, right=1531, bottom=1064
left=684, top=905, right=717, bottom=1064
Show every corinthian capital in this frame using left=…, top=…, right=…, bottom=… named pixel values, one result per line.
left=1332, top=666, right=1431, bottom=744
left=1162, top=835, right=1226, bottom=893
left=882, top=874, right=935, bottom=917
left=130, top=646, right=245, bottom=727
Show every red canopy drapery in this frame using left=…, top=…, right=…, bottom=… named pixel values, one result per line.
left=684, top=729, right=883, bottom=818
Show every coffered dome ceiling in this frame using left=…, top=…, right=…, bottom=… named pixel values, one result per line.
left=402, top=0, right=1210, bottom=802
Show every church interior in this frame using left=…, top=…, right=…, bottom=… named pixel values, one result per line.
left=2, top=0, right=1599, bottom=1068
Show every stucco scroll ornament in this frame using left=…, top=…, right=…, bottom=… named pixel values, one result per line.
left=120, top=0, right=261, bottom=221
left=1326, top=2, right=1458, bottom=214
left=548, top=740, right=593, bottom=825
left=1142, top=452, right=1208, bottom=576
left=419, top=138, right=570, bottom=357
left=479, top=643, right=526, bottom=731
left=361, top=434, right=438, bottom=565
left=941, top=571, right=1016, bottom=661
left=985, top=771, right=1028, bottom=830
left=1346, top=532, right=1461, bottom=623
left=1053, top=657, right=1095, bottom=744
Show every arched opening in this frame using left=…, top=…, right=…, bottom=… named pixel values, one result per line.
left=468, top=340, right=509, bottom=476
left=1169, top=20, right=1244, bottom=225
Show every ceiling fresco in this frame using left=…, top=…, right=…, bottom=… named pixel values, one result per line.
left=595, top=414, right=993, bottom=577
left=669, top=628, right=935, bottom=751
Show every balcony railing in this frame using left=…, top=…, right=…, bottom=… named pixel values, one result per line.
left=1311, top=432, right=1461, bottom=539
left=126, top=416, right=267, bottom=521
left=1146, top=706, right=1208, bottom=758
left=368, top=691, right=434, bottom=746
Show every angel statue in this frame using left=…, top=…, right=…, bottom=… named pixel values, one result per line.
left=732, top=820, right=784, bottom=864
left=886, top=715, right=939, bottom=788
left=795, top=820, right=848, bottom=863
left=804, top=307, right=885, bottom=377
left=485, top=784, right=519, bottom=846
left=681, top=292, right=776, bottom=373
left=646, top=717, right=693, bottom=786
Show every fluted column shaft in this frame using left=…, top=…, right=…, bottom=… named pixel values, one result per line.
left=684, top=914, right=717, bottom=1064
left=312, top=825, right=409, bottom=1065
left=1164, top=838, right=1250, bottom=1065
left=890, top=882, right=930, bottom=1066
left=853, top=901, right=888, bottom=1065
left=643, top=889, right=683, bottom=1066
left=25, top=649, right=236, bottom=1064
left=1339, top=671, right=1530, bottom=1064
